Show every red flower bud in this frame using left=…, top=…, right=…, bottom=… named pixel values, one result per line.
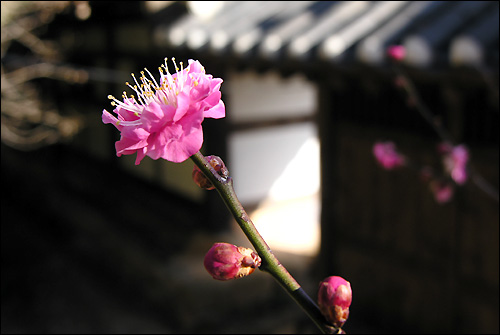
left=192, top=155, right=229, bottom=190
left=204, top=242, right=261, bottom=281
left=318, top=276, right=352, bottom=328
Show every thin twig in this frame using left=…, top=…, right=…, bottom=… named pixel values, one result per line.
left=393, top=64, right=499, bottom=202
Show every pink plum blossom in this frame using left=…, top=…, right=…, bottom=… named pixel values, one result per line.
left=387, top=45, right=406, bottom=62
left=438, top=142, right=469, bottom=185
left=102, top=58, right=225, bottom=164
left=373, top=141, right=406, bottom=170
left=318, top=276, right=352, bottom=328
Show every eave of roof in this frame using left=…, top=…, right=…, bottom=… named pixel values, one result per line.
left=153, top=1, right=499, bottom=73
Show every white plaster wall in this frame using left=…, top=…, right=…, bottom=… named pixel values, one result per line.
left=226, top=71, right=316, bottom=122
left=226, top=71, right=320, bottom=255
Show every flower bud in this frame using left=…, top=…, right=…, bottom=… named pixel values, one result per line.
left=430, top=180, right=454, bottom=204
left=318, top=276, right=352, bottom=328
left=204, top=242, right=261, bottom=281
left=192, top=155, right=229, bottom=190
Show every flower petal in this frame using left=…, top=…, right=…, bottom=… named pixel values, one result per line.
left=102, top=110, right=122, bottom=130
left=204, top=100, right=225, bottom=119
left=121, top=126, right=150, bottom=142
left=142, top=101, right=174, bottom=132
left=173, top=91, right=191, bottom=122
left=116, top=136, right=148, bottom=156
left=164, top=125, right=203, bottom=163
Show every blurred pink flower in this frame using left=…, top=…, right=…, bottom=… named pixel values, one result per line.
left=430, top=180, right=454, bottom=204
left=102, top=58, right=225, bottom=164
left=373, top=141, right=406, bottom=170
left=387, top=45, right=406, bottom=62
left=438, top=142, right=469, bottom=185
left=318, top=276, right=352, bottom=328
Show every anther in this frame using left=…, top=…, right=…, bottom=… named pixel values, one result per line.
left=171, top=57, right=179, bottom=72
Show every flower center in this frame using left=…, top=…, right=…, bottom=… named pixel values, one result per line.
left=106, top=57, right=197, bottom=125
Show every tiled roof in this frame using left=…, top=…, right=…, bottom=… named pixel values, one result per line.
left=154, top=1, right=499, bottom=70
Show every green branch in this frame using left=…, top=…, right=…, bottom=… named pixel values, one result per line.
left=191, top=151, right=337, bottom=334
